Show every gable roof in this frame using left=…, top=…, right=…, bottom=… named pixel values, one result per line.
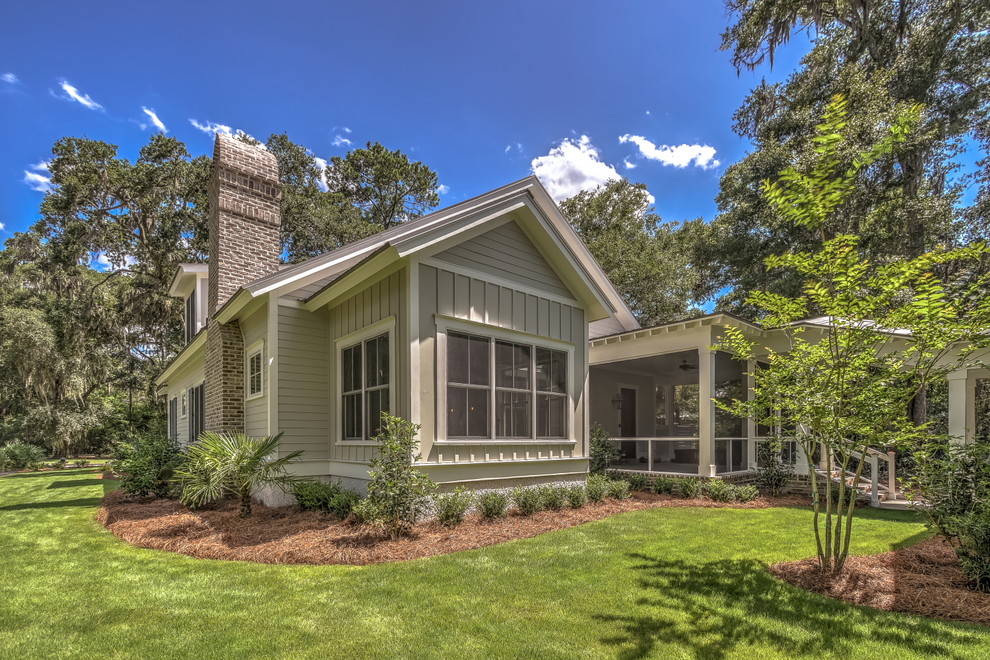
left=216, top=176, right=639, bottom=331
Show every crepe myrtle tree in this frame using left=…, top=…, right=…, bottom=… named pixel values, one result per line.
left=715, top=95, right=990, bottom=575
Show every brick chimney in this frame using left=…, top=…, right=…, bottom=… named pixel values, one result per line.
left=204, top=134, right=281, bottom=434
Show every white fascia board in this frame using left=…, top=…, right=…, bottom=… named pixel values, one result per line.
left=168, top=264, right=208, bottom=298
left=302, top=247, right=404, bottom=312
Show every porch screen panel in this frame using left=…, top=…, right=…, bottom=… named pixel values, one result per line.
left=447, top=332, right=490, bottom=438
left=495, top=341, right=531, bottom=438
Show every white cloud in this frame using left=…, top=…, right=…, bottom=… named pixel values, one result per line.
left=623, top=158, right=637, bottom=170
left=332, top=134, right=352, bottom=147
left=1, top=73, right=18, bottom=84
left=530, top=135, right=621, bottom=202
left=437, top=184, right=450, bottom=195
left=619, top=134, right=720, bottom=169
left=504, top=142, right=523, bottom=155
left=0, top=222, right=6, bottom=231
left=22, top=161, right=53, bottom=192
left=91, top=252, right=137, bottom=270
left=189, top=118, right=233, bottom=135
left=141, top=107, right=167, bottom=133
left=313, top=156, right=329, bottom=192
left=58, top=79, right=103, bottom=110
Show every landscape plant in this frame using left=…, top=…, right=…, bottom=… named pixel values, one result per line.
left=735, top=485, right=759, bottom=503
left=115, top=432, right=182, bottom=498
left=715, top=95, right=990, bottom=575
left=756, top=439, right=792, bottom=496
left=174, top=432, right=302, bottom=517
left=678, top=479, right=701, bottom=499
left=909, top=440, right=990, bottom=591
left=701, top=479, right=736, bottom=503
left=434, top=487, right=474, bottom=526
left=588, top=423, right=618, bottom=474
left=652, top=476, right=675, bottom=495
left=585, top=474, right=608, bottom=503
left=0, top=441, right=46, bottom=471
left=539, top=485, right=567, bottom=511
left=292, top=480, right=361, bottom=520
left=512, top=486, right=544, bottom=516
left=605, top=479, right=630, bottom=500
left=477, top=491, right=510, bottom=520
left=565, top=485, right=587, bottom=508
left=357, top=414, right=436, bottom=536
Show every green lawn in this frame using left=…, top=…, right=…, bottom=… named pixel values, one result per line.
left=1, top=471, right=987, bottom=659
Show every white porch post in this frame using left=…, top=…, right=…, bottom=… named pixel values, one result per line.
left=746, top=358, right=757, bottom=470
left=947, top=369, right=975, bottom=445
left=698, top=348, right=716, bottom=476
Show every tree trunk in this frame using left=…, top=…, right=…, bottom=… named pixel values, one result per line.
left=239, top=490, right=252, bottom=517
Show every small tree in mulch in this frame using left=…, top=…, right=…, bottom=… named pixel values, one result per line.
left=589, top=423, right=619, bottom=474
left=355, top=413, right=436, bottom=538
left=174, top=432, right=302, bottom=517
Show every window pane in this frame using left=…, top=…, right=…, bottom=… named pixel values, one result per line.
left=447, top=386, right=467, bottom=437
left=536, top=348, right=551, bottom=392
left=447, top=333, right=469, bottom=385
left=365, top=337, right=378, bottom=387
left=469, top=335, right=490, bottom=386
left=367, top=388, right=388, bottom=438
left=537, top=394, right=566, bottom=439
left=496, top=341, right=530, bottom=389
left=468, top=388, right=490, bottom=438
left=536, top=349, right=567, bottom=394
left=551, top=350, right=566, bottom=393
left=496, top=341, right=513, bottom=388
left=513, top=344, right=530, bottom=389
left=343, top=345, right=362, bottom=393
left=496, top=391, right=531, bottom=438
left=343, top=393, right=362, bottom=439
left=376, top=334, right=389, bottom=386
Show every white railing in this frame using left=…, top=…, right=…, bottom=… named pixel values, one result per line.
left=821, top=447, right=898, bottom=507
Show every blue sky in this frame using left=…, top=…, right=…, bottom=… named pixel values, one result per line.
left=0, top=1, right=811, bottom=239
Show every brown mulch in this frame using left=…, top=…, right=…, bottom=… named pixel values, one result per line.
left=771, top=537, right=990, bottom=627
left=98, top=490, right=810, bottom=566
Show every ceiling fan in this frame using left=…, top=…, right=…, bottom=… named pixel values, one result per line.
left=678, top=360, right=698, bottom=372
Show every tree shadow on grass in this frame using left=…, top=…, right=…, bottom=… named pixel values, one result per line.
left=0, top=496, right=104, bottom=511
left=595, top=553, right=986, bottom=660
left=46, top=478, right=106, bottom=489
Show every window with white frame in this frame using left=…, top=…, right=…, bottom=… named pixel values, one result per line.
left=246, top=342, right=264, bottom=399
left=180, top=389, right=188, bottom=418
left=341, top=332, right=390, bottom=440
left=447, top=331, right=568, bottom=440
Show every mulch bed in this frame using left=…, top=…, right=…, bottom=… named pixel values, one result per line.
left=771, top=537, right=990, bottom=626
left=98, top=490, right=810, bottom=566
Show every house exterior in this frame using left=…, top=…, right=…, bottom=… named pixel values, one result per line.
left=156, top=135, right=639, bottom=499
left=156, top=135, right=990, bottom=503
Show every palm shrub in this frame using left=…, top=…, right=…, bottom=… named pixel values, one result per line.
left=565, top=485, right=587, bottom=508
left=586, top=474, right=608, bottom=502
left=0, top=441, right=46, bottom=471
left=174, top=432, right=302, bottom=517
left=589, top=423, right=618, bottom=473
left=115, top=433, right=182, bottom=498
left=477, top=491, right=510, bottom=520
left=360, top=414, right=436, bottom=537
left=434, top=487, right=474, bottom=526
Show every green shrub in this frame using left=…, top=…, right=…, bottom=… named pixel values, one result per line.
left=589, top=423, right=619, bottom=474
left=624, top=472, right=649, bottom=492
left=565, top=485, right=587, bottom=508
left=292, top=480, right=361, bottom=520
left=701, top=479, right=735, bottom=503
left=116, top=433, right=182, bottom=498
left=51, top=457, right=67, bottom=470
left=478, top=491, right=510, bottom=520
left=606, top=479, right=630, bottom=500
left=757, top=439, right=793, bottom=496
left=73, top=459, right=90, bottom=468
left=539, top=485, right=567, bottom=511
left=678, top=478, right=702, bottom=499
left=586, top=474, right=608, bottom=503
left=0, top=441, right=46, bottom=471
left=652, top=476, right=675, bottom=495
left=910, top=440, right=990, bottom=591
left=825, top=483, right=859, bottom=506
left=28, top=461, right=44, bottom=471
left=175, top=432, right=302, bottom=517
left=512, top=486, right=544, bottom=516
left=351, top=498, right=380, bottom=524
left=735, top=484, right=759, bottom=502
left=434, top=487, right=474, bottom=526
left=358, top=414, right=436, bottom=536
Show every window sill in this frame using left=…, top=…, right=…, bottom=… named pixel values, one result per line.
left=337, top=440, right=382, bottom=446
left=434, top=439, right=577, bottom=445
left=245, top=393, right=265, bottom=402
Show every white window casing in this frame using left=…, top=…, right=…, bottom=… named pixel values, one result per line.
left=334, top=316, right=396, bottom=443
left=245, top=340, right=265, bottom=400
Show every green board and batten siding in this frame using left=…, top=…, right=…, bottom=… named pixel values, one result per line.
left=276, top=304, right=331, bottom=460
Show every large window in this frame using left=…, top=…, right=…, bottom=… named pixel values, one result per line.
left=184, top=290, right=197, bottom=343
left=246, top=342, right=263, bottom=399
left=187, top=383, right=205, bottom=444
left=446, top=331, right=568, bottom=440
left=168, top=397, right=178, bottom=441
left=341, top=332, right=390, bottom=441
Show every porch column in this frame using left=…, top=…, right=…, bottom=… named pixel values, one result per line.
left=948, top=369, right=975, bottom=445
left=746, top=358, right=757, bottom=470
left=698, top=348, right=716, bottom=476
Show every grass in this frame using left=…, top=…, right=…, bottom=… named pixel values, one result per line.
left=1, top=471, right=988, bottom=659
